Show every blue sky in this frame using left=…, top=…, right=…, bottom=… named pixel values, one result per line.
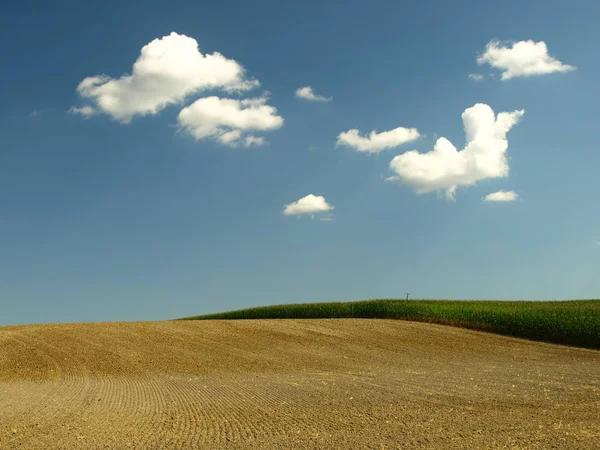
left=1, top=0, right=599, bottom=325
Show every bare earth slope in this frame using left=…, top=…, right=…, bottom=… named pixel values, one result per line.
left=1, top=319, right=598, bottom=449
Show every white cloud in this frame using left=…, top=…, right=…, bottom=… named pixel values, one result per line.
left=177, top=96, right=283, bottom=147
left=468, top=73, right=484, bottom=81
left=244, top=135, right=265, bottom=147
left=295, top=86, right=332, bottom=102
left=68, top=105, right=97, bottom=117
left=337, top=127, right=420, bottom=153
left=71, top=32, right=259, bottom=122
left=484, top=190, right=519, bottom=202
left=283, top=194, right=334, bottom=216
left=388, top=103, right=524, bottom=199
left=477, top=39, right=576, bottom=80
left=216, top=129, right=242, bottom=146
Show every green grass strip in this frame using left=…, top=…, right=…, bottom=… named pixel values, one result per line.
left=181, top=299, right=600, bottom=350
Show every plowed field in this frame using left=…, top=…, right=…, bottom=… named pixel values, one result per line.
left=1, top=319, right=598, bottom=449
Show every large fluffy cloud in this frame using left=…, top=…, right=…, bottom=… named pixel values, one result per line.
left=388, top=103, right=524, bottom=198
left=484, top=190, right=519, bottom=202
left=336, top=127, right=420, bottom=153
left=295, top=86, right=332, bottom=102
left=477, top=40, right=576, bottom=80
left=283, top=194, right=334, bottom=216
left=177, top=96, right=283, bottom=147
left=71, top=32, right=259, bottom=122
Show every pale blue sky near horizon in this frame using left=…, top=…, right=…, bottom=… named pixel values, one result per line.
left=1, top=0, right=599, bottom=325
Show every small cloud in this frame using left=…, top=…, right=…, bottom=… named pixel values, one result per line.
left=308, top=145, right=319, bottom=151
left=68, top=105, right=97, bottom=117
left=477, top=39, right=576, bottom=80
left=337, top=126, right=420, bottom=153
left=29, top=110, right=40, bottom=117
left=283, top=194, right=334, bottom=216
left=244, top=135, right=265, bottom=147
left=484, top=190, right=519, bottom=202
left=596, top=241, right=600, bottom=246
left=177, top=96, right=283, bottom=147
left=319, top=216, right=333, bottom=222
left=388, top=103, right=524, bottom=198
left=468, top=73, right=485, bottom=81
left=295, top=86, right=332, bottom=102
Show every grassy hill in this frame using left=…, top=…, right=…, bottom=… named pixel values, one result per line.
left=182, top=299, right=600, bottom=350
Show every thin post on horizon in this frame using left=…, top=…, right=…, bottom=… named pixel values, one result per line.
left=406, top=293, right=410, bottom=301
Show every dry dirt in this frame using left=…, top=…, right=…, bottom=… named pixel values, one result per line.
left=0, top=319, right=598, bottom=449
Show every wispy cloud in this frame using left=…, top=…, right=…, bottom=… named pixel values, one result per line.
left=68, top=105, right=97, bottom=117
left=468, top=73, right=484, bottom=81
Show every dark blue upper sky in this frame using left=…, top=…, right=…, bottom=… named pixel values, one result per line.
left=1, top=0, right=599, bottom=325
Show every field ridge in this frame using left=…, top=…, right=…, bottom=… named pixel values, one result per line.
left=183, top=299, right=600, bottom=349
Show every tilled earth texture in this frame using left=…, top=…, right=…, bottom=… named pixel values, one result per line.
left=0, top=319, right=598, bottom=449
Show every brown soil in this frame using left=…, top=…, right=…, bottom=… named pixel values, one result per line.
left=0, top=319, right=598, bottom=449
